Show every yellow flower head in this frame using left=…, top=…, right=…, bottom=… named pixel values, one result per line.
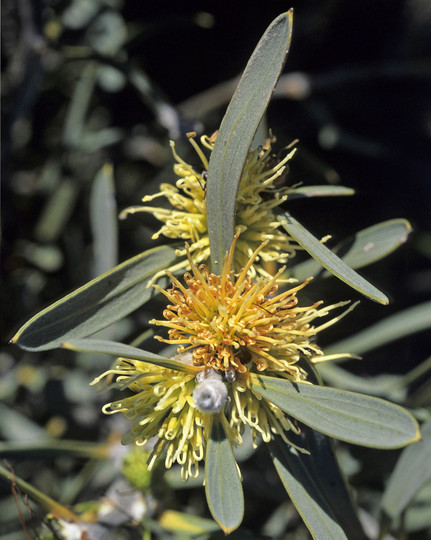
left=120, top=132, right=298, bottom=279
left=95, top=354, right=208, bottom=481
left=151, top=234, right=349, bottom=377
left=94, top=238, right=355, bottom=478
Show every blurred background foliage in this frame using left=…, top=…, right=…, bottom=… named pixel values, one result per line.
left=1, top=0, right=431, bottom=538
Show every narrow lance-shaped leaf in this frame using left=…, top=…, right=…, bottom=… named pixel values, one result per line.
left=62, top=339, right=202, bottom=374
left=381, top=417, right=431, bottom=525
left=205, top=416, right=244, bottom=534
left=35, top=178, right=80, bottom=243
left=404, top=483, right=431, bottom=533
left=11, top=243, right=183, bottom=351
left=270, top=365, right=368, bottom=539
left=90, top=163, right=118, bottom=277
left=278, top=210, right=388, bottom=304
left=250, top=374, right=420, bottom=448
left=269, top=436, right=348, bottom=540
left=287, top=185, right=355, bottom=200
left=316, top=363, right=407, bottom=402
left=207, top=10, right=293, bottom=272
left=325, top=301, right=431, bottom=356
left=62, top=62, right=97, bottom=147
left=291, top=219, right=412, bottom=281
left=330, top=218, right=411, bottom=270
left=0, top=403, right=49, bottom=442
left=158, top=510, right=220, bottom=535
left=0, top=440, right=109, bottom=460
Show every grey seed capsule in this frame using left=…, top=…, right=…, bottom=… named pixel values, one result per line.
left=193, top=379, right=228, bottom=413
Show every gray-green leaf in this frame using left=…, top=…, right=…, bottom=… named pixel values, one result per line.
left=251, top=374, right=420, bottom=448
left=207, top=10, right=293, bottom=272
left=90, top=163, right=118, bottom=277
left=278, top=210, right=388, bottom=304
left=325, top=301, right=431, bottom=356
left=287, top=185, right=355, bottom=200
left=205, top=416, right=244, bottom=533
left=291, top=219, right=412, bottom=281
left=381, top=417, right=431, bottom=524
left=269, top=435, right=348, bottom=540
left=62, top=338, right=201, bottom=374
left=12, top=244, right=183, bottom=351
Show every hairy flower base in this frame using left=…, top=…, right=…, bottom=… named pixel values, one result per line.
left=120, top=132, right=299, bottom=279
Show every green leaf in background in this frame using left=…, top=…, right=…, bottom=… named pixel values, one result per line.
left=0, top=440, right=109, bottom=460
left=205, top=416, right=244, bottom=534
left=380, top=417, right=431, bottom=528
left=62, top=62, right=97, bottom=148
left=278, top=210, right=388, bottom=304
left=62, top=339, right=202, bottom=374
left=11, top=244, right=183, bottom=351
left=287, top=185, right=355, bottom=200
left=158, top=510, right=219, bottom=535
left=316, top=364, right=408, bottom=402
left=317, top=357, right=431, bottom=404
left=206, top=10, right=293, bottom=273
left=90, top=163, right=118, bottom=278
left=250, top=374, right=420, bottom=448
left=408, top=368, right=431, bottom=409
left=331, top=219, right=411, bottom=270
left=0, top=403, right=50, bottom=442
left=324, top=301, right=431, bottom=356
left=291, top=219, right=412, bottom=281
left=405, top=482, right=431, bottom=533
left=35, top=178, right=80, bottom=243
left=269, top=436, right=348, bottom=540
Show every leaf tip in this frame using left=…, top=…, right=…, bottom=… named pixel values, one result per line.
left=412, top=425, right=422, bottom=444
left=372, top=291, right=389, bottom=305
left=404, top=218, right=413, bottom=231
left=285, top=8, right=294, bottom=33
left=103, top=162, right=113, bottom=175
left=10, top=322, right=28, bottom=345
left=400, top=219, right=413, bottom=243
left=220, top=524, right=240, bottom=535
left=394, top=415, right=421, bottom=448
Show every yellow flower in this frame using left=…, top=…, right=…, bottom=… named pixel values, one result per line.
left=229, top=371, right=303, bottom=450
left=120, top=132, right=298, bottom=279
left=151, top=235, right=351, bottom=376
left=149, top=236, right=355, bottom=450
left=94, top=237, right=355, bottom=478
left=94, top=354, right=208, bottom=481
